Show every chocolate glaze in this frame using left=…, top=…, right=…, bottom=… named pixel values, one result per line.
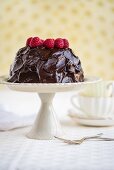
left=8, top=46, right=84, bottom=83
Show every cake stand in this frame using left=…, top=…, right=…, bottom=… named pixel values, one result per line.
left=0, top=76, right=101, bottom=140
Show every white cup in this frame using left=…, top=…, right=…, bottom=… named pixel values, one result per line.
left=71, top=94, right=114, bottom=118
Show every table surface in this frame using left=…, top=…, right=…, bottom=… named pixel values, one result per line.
left=0, top=121, right=114, bottom=170
left=0, top=90, right=114, bottom=170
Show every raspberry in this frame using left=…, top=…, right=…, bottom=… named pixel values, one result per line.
left=63, top=39, right=69, bottom=48
left=43, top=39, right=55, bottom=48
left=55, top=38, right=64, bottom=48
left=26, top=37, right=33, bottom=46
left=30, top=37, right=41, bottom=47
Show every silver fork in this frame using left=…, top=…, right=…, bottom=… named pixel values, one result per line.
left=54, top=133, right=103, bottom=144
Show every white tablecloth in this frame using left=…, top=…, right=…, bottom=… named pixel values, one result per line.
left=0, top=90, right=114, bottom=170
left=0, top=124, right=114, bottom=170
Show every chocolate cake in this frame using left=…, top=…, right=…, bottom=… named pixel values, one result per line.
left=8, top=37, right=84, bottom=83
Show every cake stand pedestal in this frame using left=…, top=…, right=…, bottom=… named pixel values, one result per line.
left=27, top=93, right=62, bottom=140
left=0, top=76, right=101, bottom=140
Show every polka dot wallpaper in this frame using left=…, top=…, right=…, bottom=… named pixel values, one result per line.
left=0, top=0, right=114, bottom=79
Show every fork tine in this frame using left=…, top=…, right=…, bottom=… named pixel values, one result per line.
left=54, top=136, right=81, bottom=144
left=54, top=136, right=73, bottom=143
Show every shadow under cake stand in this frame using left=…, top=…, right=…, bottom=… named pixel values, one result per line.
left=0, top=76, right=100, bottom=140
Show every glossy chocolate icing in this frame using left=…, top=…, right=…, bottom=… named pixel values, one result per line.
left=8, top=46, right=84, bottom=83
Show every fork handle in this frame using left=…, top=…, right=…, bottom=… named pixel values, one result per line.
left=81, top=133, right=103, bottom=141
left=97, top=137, right=114, bottom=141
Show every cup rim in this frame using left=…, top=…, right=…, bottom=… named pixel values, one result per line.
left=76, top=93, right=114, bottom=99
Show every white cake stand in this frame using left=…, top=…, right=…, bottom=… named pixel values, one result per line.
left=0, top=76, right=101, bottom=140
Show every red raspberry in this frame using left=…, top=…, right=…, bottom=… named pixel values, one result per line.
left=30, top=37, right=41, bottom=47
left=63, top=39, right=69, bottom=48
left=26, top=37, right=33, bottom=46
left=55, top=38, right=64, bottom=48
left=43, top=39, right=55, bottom=48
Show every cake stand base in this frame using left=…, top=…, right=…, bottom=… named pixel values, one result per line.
left=27, top=93, right=63, bottom=140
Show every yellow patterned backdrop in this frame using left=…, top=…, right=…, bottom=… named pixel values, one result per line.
left=0, top=0, right=114, bottom=79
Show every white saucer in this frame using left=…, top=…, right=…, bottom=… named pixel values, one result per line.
left=68, top=111, right=114, bottom=127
